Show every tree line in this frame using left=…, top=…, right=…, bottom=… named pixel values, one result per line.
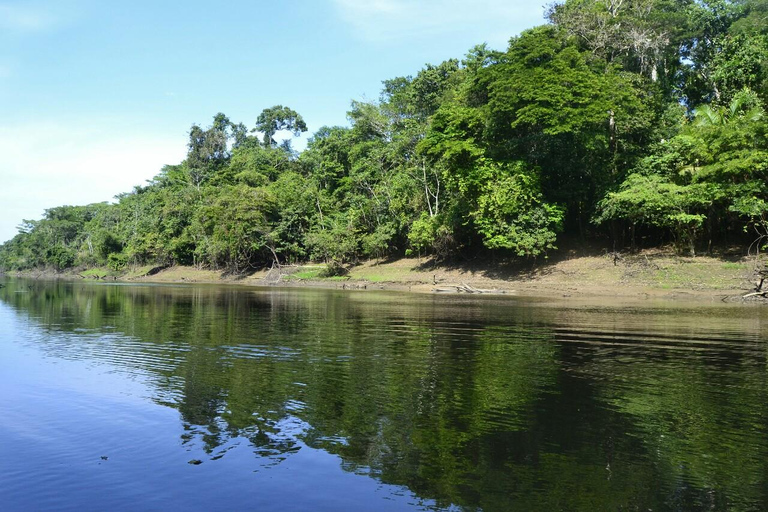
left=2, top=0, right=767, bottom=273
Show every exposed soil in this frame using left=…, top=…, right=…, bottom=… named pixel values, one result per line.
left=13, top=247, right=763, bottom=304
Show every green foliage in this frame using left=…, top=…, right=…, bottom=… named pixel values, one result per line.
left=46, top=245, right=76, bottom=271
left=305, top=214, right=359, bottom=264
left=468, top=25, right=659, bottom=229
left=192, top=184, right=277, bottom=272
left=226, top=143, right=291, bottom=185
left=382, top=59, right=463, bottom=120
left=407, top=213, right=440, bottom=256
left=407, top=213, right=456, bottom=259
left=597, top=174, right=715, bottom=254
left=362, top=222, right=397, bottom=259
left=730, top=196, right=768, bottom=238
left=187, top=113, right=240, bottom=189
left=597, top=86, right=768, bottom=253
left=265, top=171, right=316, bottom=263
left=709, top=34, right=768, bottom=103
left=471, top=162, right=564, bottom=256
left=107, top=252, right=128, bottom=271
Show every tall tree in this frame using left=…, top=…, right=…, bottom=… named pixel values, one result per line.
left=254, top=105, right=308, bottom=146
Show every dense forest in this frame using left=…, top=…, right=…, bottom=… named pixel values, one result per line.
left=2, top=0, right=768, bottom=274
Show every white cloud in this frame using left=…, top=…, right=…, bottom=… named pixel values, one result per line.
left=331, top=0, right=544, bottom=47
left=0, top=3, right=57, bottom=32
left=0, top=122, right=186, bottom=243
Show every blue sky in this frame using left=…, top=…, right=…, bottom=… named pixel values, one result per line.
left=0, top=0, right=545, bottom=243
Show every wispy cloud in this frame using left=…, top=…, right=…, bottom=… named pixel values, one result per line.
left=331, top=0, right=544, bottom=47
left=0, top=3, right=57, bottom=32
left=0, top=122, right=187, bottom=243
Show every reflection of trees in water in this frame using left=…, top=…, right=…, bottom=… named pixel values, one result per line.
left=3, top=279, right=768, bottom=511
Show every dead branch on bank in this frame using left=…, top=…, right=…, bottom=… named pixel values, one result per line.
left=264, top=261, right=300, bottom=284
left=740, top=233, right=768, bottom=300
left=433, top=282, right=509, bottom=294
left=742, top=265, right=768, bottom=299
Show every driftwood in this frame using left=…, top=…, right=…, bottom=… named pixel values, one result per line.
left=433, top=282, right=508, bottom=294
left=265, top=263, right=307, bottom=284
left=741, top=265, right=768, bottom=300
left=264, top=261, right=286, bottom=284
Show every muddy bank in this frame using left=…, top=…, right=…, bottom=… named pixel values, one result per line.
left=6, top=249, right=761, bottom=305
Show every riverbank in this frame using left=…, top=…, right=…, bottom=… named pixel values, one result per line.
left=7, top=248, right=762, bottom=303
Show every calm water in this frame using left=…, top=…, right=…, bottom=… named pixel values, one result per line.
left=1, top=279, right=767, bottom=511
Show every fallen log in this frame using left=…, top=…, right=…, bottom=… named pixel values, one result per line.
left=460, top=282, right=505, bottom=293
left=432, top=283, right=508, bottom=294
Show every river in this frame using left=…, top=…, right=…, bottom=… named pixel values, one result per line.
left=1, top=278, right=766, bottom=511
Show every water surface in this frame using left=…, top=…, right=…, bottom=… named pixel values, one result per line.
left=1, top=278, right=767, bottom=511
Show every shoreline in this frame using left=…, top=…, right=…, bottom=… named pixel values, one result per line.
left=3, top=249, right=761, bottom=305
